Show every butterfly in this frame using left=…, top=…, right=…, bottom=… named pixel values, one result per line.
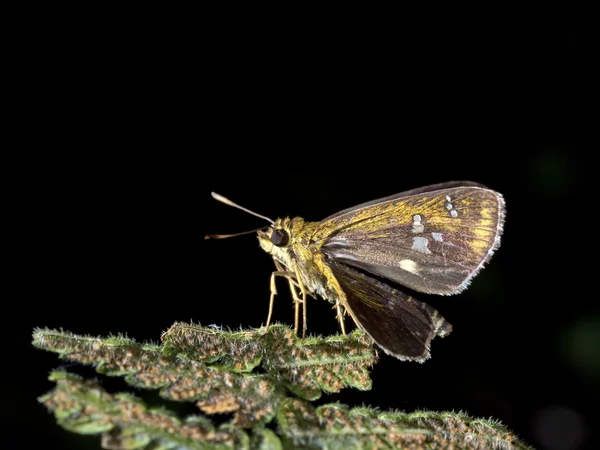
left=207, top=181, right=505, bottom=362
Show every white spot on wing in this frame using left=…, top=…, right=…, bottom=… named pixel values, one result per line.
left=432, top=232, right=443, bottom=241
left=400, top=259, right=418, bottom=273
left=445, top=195, right=458, bottom=218
left=412, top=236, right=431, bottom=254
left=412, top=214, right=424, bottom=233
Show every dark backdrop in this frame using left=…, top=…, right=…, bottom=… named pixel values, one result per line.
left=8, top=10, right=595, bottom=450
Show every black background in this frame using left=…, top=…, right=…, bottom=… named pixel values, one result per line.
left=8, top=9, right=595, bottom=450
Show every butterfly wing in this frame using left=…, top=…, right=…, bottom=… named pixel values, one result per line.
left=329, top=261, right=452, bottom=362
left=318, top=183, right=505, bottom=295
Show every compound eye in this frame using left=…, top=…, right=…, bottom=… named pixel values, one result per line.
left=271, top=229, right=289, bottom=247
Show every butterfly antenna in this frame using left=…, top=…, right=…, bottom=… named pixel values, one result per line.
left=205, top=192, right=274, bottom=240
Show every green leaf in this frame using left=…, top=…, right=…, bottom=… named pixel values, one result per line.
left=33, top=324, right=532, bottom=449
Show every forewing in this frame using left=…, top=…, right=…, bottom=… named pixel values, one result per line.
left=323, top=181, right=485, bottom=221
left=330, top=261, right=452, bottom=362
left=319, top=184, right=505, bottom=294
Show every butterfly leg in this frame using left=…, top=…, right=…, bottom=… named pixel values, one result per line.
left=279, top=268, right=308, bottom=337
left=288, top=263, right=308, bottom=339
left=335, top=301, right=347, bottom=335
left=300, top=284, right=308, bottom=339
left=288, top=280, right=303, bottom=335
left=267, top=269, right=298, bottom=332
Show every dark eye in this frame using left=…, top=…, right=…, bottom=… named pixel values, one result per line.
left=271, top=229, right=289, bottom=246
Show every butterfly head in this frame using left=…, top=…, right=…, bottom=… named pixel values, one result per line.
left=257, top=218, right=294, bottom=264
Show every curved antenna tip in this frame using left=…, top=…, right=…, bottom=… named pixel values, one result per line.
left=209, top=192, right=274, bottom=224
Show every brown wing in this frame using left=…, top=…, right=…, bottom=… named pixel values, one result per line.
left=330, top=261, right=452, bottom=362
left=319, top=184, right=505, bottom=295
